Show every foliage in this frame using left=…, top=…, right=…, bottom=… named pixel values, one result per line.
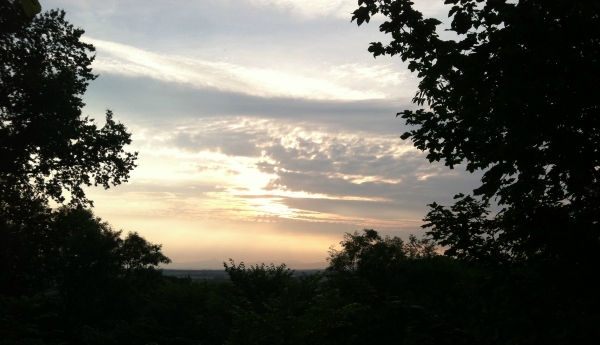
left=1, top=207, right=170, bottom=304
left=423, top=194, right=506, bottom=263
left=0, top=1, right=145, bottom=320
left=352, top=0, right=600, bottom=264
left=327, top=229, right=437, bottom=270
left=225, top=271, right=325, bottom=345
left=321, top=230, right=473, bottom=344
left=120, top=231, right=171, bottom=278
left=351, top=3, right=600, bottom=340
left=0, top=1, right=137, bottom=208
left=0, top=207, right=175, bottom=343
left=327, top=229, right=438, bottom=293
left=224, top=260, right=295, bottom=304
left=3, top=227, right=597, bottom=345
left=0, top=294, right=62, bottom=345
left=18, top=0, right=41, bottom=17
left=0, top=197, right=52, bottom=295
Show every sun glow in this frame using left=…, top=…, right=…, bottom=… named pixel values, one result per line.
left=84, top=115, right=430, bottom=266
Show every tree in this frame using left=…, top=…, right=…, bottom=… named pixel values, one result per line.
left=120, top=232, right=172, bottom=277
left=322, top=230, right=474, bottom=345
left=18, top=0, right=41, bottom=17
left=52, top=209, right=171, bottom=319
left=0, top=1, right=139, bottom=298
left=352, top=0, right=600, bottom=264
left=327, top=230, right=437, bottom=271
left=1, top=206, right=171, bottom=295
left=326, top=229, right=441, bottom=295
left=0, top=1, right=137, bottom=209
left=224, top=260, right=295, bottom=304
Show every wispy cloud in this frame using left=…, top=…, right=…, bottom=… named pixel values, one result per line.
left=246, top=0, right=356, bottom=19
left=84, top=37, right=388, bottom=101
left=329, top=63, right=408, bottom=87
left=245, top=0, right=450, bottom=20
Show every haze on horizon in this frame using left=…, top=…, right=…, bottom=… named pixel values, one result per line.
left=44, top=0, right=481, bottom=267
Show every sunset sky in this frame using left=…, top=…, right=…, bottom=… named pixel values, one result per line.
left=44, top=0, right=482, bottom=267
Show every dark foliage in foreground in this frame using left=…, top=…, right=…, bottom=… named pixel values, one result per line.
left=352, top=0, right=600, bottom=280
left=1, top=0, right=137, bottom=209
left=1, top=0, right=138, bottom=299
left=2, top=228, right=598, bottom=345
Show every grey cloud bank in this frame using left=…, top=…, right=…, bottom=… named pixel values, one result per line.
left=85, top=75, right=416, bottom=133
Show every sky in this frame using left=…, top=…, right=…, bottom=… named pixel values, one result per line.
left=43, top=0, right=482, bottom=268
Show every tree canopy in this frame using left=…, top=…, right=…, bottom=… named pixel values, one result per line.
left=353, top=0, right=600, bottom=265
left=18, top=0, right=41, bottom=17
left=0, top=1, right=137, bottom=209
left=0, top=1, right=144, bottom=297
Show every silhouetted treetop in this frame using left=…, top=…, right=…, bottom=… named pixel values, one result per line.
left=353, top=0, right=600, bottom=264
left=354, top=0, right=600, bottom=206
left=327, top=229, right=437, bottom=273
left=0, top=2, right=137, bottom=208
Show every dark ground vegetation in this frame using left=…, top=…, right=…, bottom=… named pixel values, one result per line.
left=2, top=227, right=596, bottom=344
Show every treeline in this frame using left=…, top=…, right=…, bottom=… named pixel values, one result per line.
left=2, top=224, right=598, bottom=344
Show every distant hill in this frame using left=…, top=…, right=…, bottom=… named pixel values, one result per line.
left=162, top=258, right=328, bottom=270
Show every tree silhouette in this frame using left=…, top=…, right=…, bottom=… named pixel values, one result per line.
left=353, top=0, right=600, bottom=265
left=0, top=2, right=137, bottom=210
left=44, top=208, right=170, bottom=320
left=18, top=0, right=41, bottom=17
left=0, top=2, right=139, bottom=296
left=224, top=259, right=294, bottom=304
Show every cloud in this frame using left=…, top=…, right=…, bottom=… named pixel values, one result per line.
left=170, top=124, right=265, bottom=157
left=84, top=37, right=390, bottom=101
left=245, top=0, right=450, bottom=21
left=329, top=63, right=409, bottom=86
left=107, top=117, right=480, bottom=226
left=83, top=75, right=418, bottom=139
left=47, top=0, right=480, bottom=264
left=246, top=0, right=356, bottom=19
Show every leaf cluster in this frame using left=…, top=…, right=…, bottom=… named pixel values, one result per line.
left=353, top=0, right=600, bottom=265
left=0, top=2, right=137, bottom=207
